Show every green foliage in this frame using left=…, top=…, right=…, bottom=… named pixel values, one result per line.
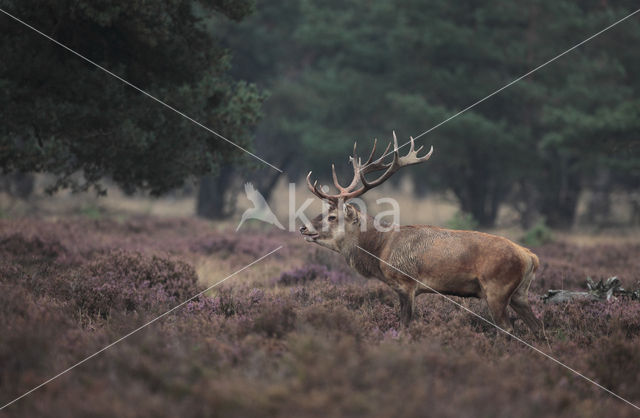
left=0, top=0, right=263, bottom=195
left=445, top=211, right=479, bottom=231
left=521, top=219, right=554, bottom=247
left=79, top=205, right=102, bottom=220
left=3, top=0, right=640, bottom=224
left=215, top=0, right=640, bottom=226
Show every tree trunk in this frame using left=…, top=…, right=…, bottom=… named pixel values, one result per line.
left=1, top=172, right=35, bottom=199
left=585, top=169, right=612, bottom=226
left=196, top=166, right=235, bottom=219
left=539, top=155, right=581, bottom=229
left=510, top=179, right=541, bottom=229
left=412, top=174, right=431, bottom=198
left=454, top=177, right=505, bottom=228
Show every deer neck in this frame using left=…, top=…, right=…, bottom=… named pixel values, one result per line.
left=339, top=215, right=386, bottom=278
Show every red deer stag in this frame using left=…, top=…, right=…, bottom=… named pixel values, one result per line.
left=299, top=132, right=543, bottom=336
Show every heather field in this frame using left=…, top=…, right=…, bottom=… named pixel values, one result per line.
left=1, top=217, right=640, bottom=417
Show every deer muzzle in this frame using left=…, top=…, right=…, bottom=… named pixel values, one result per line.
left=299, top=225, right=319, bottom=242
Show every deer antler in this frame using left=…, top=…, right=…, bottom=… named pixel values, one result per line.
left=359, top=131, right=433, bottom=190
left=306, top=142, right=362, bottom=205
left=306, top=131, right=433, bottom=205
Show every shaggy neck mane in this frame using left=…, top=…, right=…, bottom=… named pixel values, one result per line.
left=341, top=214, right=387, bottom=278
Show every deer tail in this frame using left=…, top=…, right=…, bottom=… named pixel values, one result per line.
left=529, top=251, right=539, bottom=273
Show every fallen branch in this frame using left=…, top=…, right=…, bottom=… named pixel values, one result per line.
left=542, top=277, right=640, bottom=304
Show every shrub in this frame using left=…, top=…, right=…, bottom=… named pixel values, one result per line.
left=0, top=233, right=66, bottom=260
left=71, top=251, right=201, bottom=318
left=301, top=304, right=362, bottom=337
left=277, top=264, right=354, bottom=286
left=3, top=217, right=640, bottom=418
left=79, top=205, right=103, bottom=220
left=521, top=218, right=553, bottom=247
left=588, top=335, right=640, bottom=393
left=277, top=264, right=329, bottom=286
left=0, top=284, right=75, bottom=393
left=251, top=300, right=297, bottom=338
left=445, top=211, right=479, bottom=230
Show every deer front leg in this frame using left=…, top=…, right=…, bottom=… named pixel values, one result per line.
left=397, top=291, right=415, bottom=327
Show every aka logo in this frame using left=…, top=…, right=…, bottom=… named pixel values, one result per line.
left=236, top=183, right=285, bottom=231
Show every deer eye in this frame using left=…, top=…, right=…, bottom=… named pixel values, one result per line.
left=328, top=215, right=337, bottom=221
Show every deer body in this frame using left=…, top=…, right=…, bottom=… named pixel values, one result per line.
left=300, top=132, right=543, bottom=336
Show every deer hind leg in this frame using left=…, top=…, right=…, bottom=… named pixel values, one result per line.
left=480, top=277, right=516, bottom=334
left=509, top=271, right=544, bottom=338
left=484, top=291, right=512, bottom=333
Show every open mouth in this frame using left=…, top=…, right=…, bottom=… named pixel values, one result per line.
left=301, top=232, right=319, bottom=242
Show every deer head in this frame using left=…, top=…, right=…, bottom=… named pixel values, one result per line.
left=299, top=131, right=433, bottom=252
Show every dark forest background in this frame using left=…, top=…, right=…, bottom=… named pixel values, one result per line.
left=1, top=0, right=639, bottom=228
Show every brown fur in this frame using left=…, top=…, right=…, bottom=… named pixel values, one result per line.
left=301, top=205, right=543, bottom=336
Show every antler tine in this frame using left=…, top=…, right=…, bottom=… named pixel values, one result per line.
left=360, top=140, right=392, bottom=176
left=362, top=138, right=378, bottom=166
left=422, top=145, right=434, bottom=160
left=358, top=131, right=434, bottom=190
left=345, top=142, right=361, bottom=190
left=348, top=141, right=360, bottom=176
left=306, top=132, right=434, bottom=203
left=377, top=141, right=393, bottom=166
left=307, top=140, right=364, bottom=203
left=412, top=136, right=425, bottom=154
left=404, top=135, right=426, bottom=158
left=396, top=137, right=434, bottom=168
left=360, top=162, right=393, bottom=188
left=306, top=171, right=337, bottom=203
left=390, top=130, right=400, bottom=169
left=355, top=132, right=396, bottom=190
left=331, top=164, right=342, bottom=191
left=381, top=140, right=392, bottom=159
left=331, top=140, right=362, bottom=193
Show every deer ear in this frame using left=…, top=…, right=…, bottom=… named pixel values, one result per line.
left=343, top=203, right=357, bottom=221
